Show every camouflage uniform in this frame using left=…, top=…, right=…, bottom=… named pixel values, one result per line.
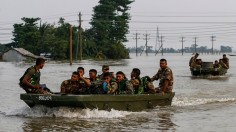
left=106, top=81, right=118, bottom=94
left=130, top=77, right=142, bottom=94
left=222, top=57, right=229, bottom=69
left=152, top=67, right=174, bottom=93
left=19, top=66, right=44, bottom=94
left=117, top=79, right=133, bottom=94
left=60, top=79, right=80, bottom=94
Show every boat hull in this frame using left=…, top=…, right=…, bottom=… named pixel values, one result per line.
left=20, top=93, right=175, bottom=111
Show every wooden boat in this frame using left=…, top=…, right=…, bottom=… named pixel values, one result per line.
left=20, top=92, right=175, bottom=112
left=191, top=62, right=227, bottom=77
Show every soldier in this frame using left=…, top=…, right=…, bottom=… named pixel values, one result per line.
left=60, top=71, right=80, bottom=94
left=130, top=68, right=142, bottom=94
left=103, top=72, right=118, bottom=94
left=189, top=53, right=200, bottom=68
left=98, top=65, right=110, bottom=79
left=213, top=60, right=220, bottom=68
left=19, top=58, right=49, bottom=94
left=222, top=54, right=229, bottom=69
left=151, top=58, right=174, bottom=95
left=88, top=69, right=102, bottom=94
left=89, top=69, right=100, bottom=82
left=116, top=71, right=133, bottom=94
left=77, top=67, right=91, bottom=94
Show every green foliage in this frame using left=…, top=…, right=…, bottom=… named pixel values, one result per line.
left=11, top=0, right=133, bottom=60
left=89, top=0, right=133, bottom=59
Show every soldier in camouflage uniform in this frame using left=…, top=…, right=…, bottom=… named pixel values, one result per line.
left=19, top=58, right=49, bottom=94
left=60, top=71, right=80, bottom=94
left=103, top=72, right=118, bottom=94
left=222, top=54, right=229, bottom=69
left=98, top=65, right=110, bottom=80
left=116, top=71, right=133, bottom=94
left=88, top=69, right=102, bottom=94
left=129, top=68, right=142, bottom=94
left=151, top=58, right=174, bottom=95
left=77, top=67, right=91, bottom=94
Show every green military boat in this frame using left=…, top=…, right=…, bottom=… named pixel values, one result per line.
left=20, top=92, right=175, bottom=111
left=191, top=62, right=227, bottom=77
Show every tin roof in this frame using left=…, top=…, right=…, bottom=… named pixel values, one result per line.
left=12, top=48, right=39, bottom=58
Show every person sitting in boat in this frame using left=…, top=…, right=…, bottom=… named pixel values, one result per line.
left=102, top=72, right=118, bottom=94
left=196, top=59, right=202, bottom=67
left=141, top=76, right=156, bottom=94
left=116, top=71, right=133, bottom=94
left=19, top=58, right=49, bottom=94
left=129, top=68, right=142, bottom=94
left=89, top=69, right=100, bottom=83
left=219, top=59, right=228, bottom=75
left=219, top=59, right=228, bottom=69
left=98, top=65, right=110, bottom=79
left=222, top=54, right=229, bottom=69
left=189, top=53, right=199, bottom=68
left=60, top=71, right=80, bottom=94
left=88, top=69, right=102, bottom=94
left=77, top=67, right=91, bottom=94
left=151, top=58, right=174, bottom=95
left=213, top=60, right=220, bottom=68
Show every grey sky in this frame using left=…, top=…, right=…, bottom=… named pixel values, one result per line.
left=1, top=0, right=236, bottom=50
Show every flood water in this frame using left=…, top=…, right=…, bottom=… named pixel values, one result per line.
left=0, top=53, right=236, bottom=131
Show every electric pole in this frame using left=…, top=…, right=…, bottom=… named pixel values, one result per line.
left=193, top=37, right=197, bottom=53
left=180, top=36, right=185, bottom=55
left=133, top=32, right=140, bottom=56
left=211, top=35, right=216, bottom=54
left=78, top=12, right=82, bottom=61
left=140, top=32, right=150, bottom=56
left=160, top=35, right=164, bottom=56
left=69, top=25, right=73, bottom=65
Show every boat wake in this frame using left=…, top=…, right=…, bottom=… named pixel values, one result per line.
left=4, top=105, right=139, bottom=118
left=172, top=96, right=235, bottom=107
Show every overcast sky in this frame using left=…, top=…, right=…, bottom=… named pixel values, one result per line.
left=1, top=0, right=236, bottom=51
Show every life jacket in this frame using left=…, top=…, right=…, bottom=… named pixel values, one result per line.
left=140, top=76, right=151, bottom=93
left=117, top=79, right=133, bottom=94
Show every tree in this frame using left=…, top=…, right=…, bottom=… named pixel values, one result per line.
left=12, top=17, right=41, bottom=54
left=89, top=0, right=133, bottom=59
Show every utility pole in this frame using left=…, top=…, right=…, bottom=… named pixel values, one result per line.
left=160, top=35, right=164, bottom=56
left=193, top=37, right=197, bottom=53
left=145, top=32, right=149, bottom=56
left=210, top=35, right=216, bottom=54
left=155, top=26, right=160, bottom=53
left=155, top=35, right=164, bottom=56
left=180, top=36, right=185, bottom=55
left=69, top=25, right=73, bottom=65
left=140, top=32, right=150, bottom=56
left=133, top=32, right=140, bottom=56
left=78, top=12, right=83, bottom=61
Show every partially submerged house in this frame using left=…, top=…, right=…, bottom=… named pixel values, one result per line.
left=2, top=48, right=39, bottom=62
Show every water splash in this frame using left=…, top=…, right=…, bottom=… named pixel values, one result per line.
left=172, top=96, right=236, bottom=107
left=5, top=105, right=133, bottom=118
